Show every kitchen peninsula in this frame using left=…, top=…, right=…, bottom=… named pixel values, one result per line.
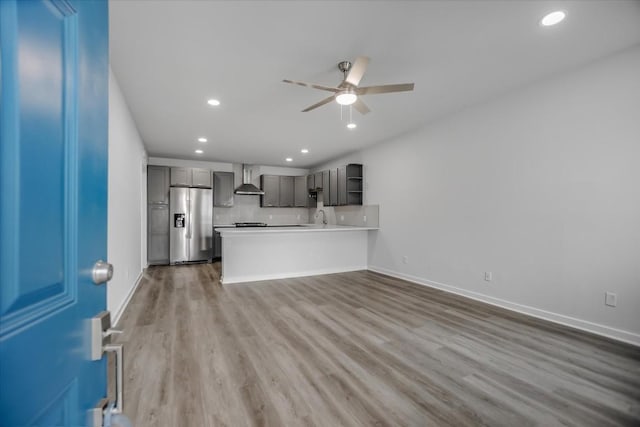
left=216, top=225, right=378, bottom=284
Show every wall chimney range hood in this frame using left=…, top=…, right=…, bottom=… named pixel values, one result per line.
left=235, top=164, right=264, bottom=195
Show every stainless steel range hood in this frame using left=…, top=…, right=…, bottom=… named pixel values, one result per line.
left=234, top=164, right=264, bottom=195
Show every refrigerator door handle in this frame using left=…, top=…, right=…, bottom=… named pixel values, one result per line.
left=186, top=208, right=191, bottom=239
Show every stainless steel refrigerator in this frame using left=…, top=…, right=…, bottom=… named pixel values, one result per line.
left=170, top=187, right=212, bottom=263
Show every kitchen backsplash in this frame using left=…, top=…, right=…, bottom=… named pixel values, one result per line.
left=309, top=200, right=379, bottom=227
left=214, top=193, right=379, bottom=227
left=214, top=194, right=309, bottom=225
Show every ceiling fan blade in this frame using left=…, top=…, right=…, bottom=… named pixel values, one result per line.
left=301, top=95, right=335, bottom=112
left=345, top=56, right=370, bottom=87
left=283, top=79, right=340, bottom=93
left=356, top=83, right=414, bottom=95
left=353, top=98, right=370, bottom=115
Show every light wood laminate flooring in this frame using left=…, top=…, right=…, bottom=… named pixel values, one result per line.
left=113, top=263, right=640, bottom=426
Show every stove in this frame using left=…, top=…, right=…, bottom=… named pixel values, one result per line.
left=234, top=222, right=267, bottom=228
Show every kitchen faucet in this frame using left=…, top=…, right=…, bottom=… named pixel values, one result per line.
left=316, top=209, right=327, bottom=225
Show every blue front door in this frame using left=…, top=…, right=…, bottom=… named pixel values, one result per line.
left=0, top=0, right=109, bottom=425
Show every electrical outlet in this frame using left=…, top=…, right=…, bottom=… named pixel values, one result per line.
left=484, top=272, right=492, bottom=282
left=340, top=215, right=344, bottom=221
left=605, top=292, right=617, bottom=307
left=363, top=215, right=367, bottom=223
left=269, top=214, right=273, bottom=220
left=402, top=256, right=408, bottom=264
left=296, top=214, right=300, bottom=220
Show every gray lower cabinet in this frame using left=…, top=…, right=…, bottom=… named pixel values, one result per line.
left=279, top=176, right=294, bottom=207
left=260, top=175, right=280, bottom=207
left=213, top=231, right=222, bottom=259
left=213, top=172, right=234, bottom=207
left=147, top=204, right=169, bottom=264
left=322, top=170, right=330, bottom=205
left=147, top=166, right=170, bottom=204
left=294, top=176, right=307, bottom=207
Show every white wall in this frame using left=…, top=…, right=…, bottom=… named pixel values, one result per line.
left=108, top=68, right=148, bottom=322
left=320, top=47, right=640, bottom=345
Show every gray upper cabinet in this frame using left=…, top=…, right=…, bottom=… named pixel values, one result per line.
left=279, top=176, right=294, bottom=207
left=260, top=174, right=309, bottom=207
left=170, top=167, right=191, bottom=187
left=147, top=166, right=170, bottom=204
left=307, top=174, right=315, bottom=191
left=294, top=176, right=307, bottom=207
left=260, top=175, right=280, bottom=207
left=338, top=166, right=347, bottom=206
left=191, top=168, right=212, bottom=188
left=329, top=168, right=338, bottom=206
left=345, top=163, right=363, bottom=205
left=322, top=170, right=330, bottom=205
left=170, top=167, right=212, bottom=188
left=315, top=172, right=323, bottom=190
left=213, top=172, right=235, bottom=207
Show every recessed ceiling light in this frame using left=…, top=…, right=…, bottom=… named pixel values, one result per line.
left=347, top=123, right=357, bottom=129
left=301, top=149, right=309, bottom=154
left=285, top=157, right=293, bottom=162
left=540, top=10, right=566, bottom=26
left=195, top=149, right=203, bottom=154
left=207, top=99, right=220, bottom=106
left=197, top=137, right=207, bottom=143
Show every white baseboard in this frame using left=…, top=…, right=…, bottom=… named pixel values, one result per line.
left=112, top=270, right=144, bottom=327
left=222, top=265, right=367, bottom=285
left=368, top=266, right=640, bottom=347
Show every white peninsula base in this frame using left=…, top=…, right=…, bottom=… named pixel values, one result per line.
left=216, top=226, right=377, bottom=284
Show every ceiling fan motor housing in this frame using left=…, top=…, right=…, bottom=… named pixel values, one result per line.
left=338, top=60, right=352, bottom=76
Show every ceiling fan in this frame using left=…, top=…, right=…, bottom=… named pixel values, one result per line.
left=283, top=56, right=414, bottom=115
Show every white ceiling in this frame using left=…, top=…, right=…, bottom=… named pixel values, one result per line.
left=109, top=0, right=640, bottom=168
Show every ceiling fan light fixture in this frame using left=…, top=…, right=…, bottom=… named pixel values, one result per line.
left=540, top=10, right=566, bottom=26
left=335, top=89, right=357, bottom=106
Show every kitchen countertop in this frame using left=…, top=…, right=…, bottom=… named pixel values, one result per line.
left=215, top=224, right=379, bottom=234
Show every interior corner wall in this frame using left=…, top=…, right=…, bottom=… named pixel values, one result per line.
left=329, top=46, right=640, bottom=345
left=108, top=67, right=147, bottom=320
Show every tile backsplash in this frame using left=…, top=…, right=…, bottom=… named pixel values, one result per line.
left=214, top=193, right=379, bottom=228
left=309, top=194, right=379, bottom=227
left=214, top=194, right=309, bottom=225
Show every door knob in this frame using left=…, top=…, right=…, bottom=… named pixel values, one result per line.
left=92, top=260, right=113, bottom=285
